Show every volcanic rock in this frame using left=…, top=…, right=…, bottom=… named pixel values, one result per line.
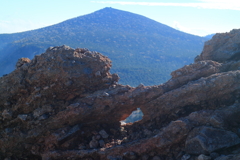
left=1, top=29, right=240, bottom=160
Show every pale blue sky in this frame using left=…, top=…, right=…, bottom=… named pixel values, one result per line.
left=0, top=0, right=239, bottom=36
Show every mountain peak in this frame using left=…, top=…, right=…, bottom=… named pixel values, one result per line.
left=62, top=7, right=185, bottom=38
left=94, top=7, right=128, bottom=13
left=0, top=7, right=207, bottom=86
left=98, top=7, right=115, bottom=11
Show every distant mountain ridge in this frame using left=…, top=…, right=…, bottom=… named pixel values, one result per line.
left=204, top=33, right=215, bottom=39
left=0, top=7, right=209, bottom=86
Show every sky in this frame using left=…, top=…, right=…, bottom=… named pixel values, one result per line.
left=0, top=0, right=239, bottom=36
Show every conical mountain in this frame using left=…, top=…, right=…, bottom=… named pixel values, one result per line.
left=0, top=7, right=208, bottom=86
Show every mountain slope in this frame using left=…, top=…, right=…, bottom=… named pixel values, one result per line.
left=0, top=7, right=208, bottom=86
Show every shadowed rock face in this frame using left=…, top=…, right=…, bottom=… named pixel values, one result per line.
left=1, top=29, right=240, bottom=160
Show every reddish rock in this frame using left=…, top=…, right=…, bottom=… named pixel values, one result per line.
left=1, top=29, right=240, bottom=160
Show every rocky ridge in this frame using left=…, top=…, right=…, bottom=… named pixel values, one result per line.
left=1, top=29, right=240, bottom=160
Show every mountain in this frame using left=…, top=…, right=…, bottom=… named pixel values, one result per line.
left=1, top=29, right=240, bottom=159
left=0, top=7, right=208, bottom=86
left=204, top=33, right=215, bottom=39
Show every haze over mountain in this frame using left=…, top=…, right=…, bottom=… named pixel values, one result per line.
left=0, top=7, right=209, bottom=86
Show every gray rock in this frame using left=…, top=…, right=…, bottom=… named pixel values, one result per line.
left=209, top=114, right=224, bottom=127
left=2, top=109, right=12, bottom=120
left=181, top=154, right=190, bottom=160
left=17, top=114, right=28, bottom=121
left=102, top=92, right=109, bottom=97
left=33, top=108, right=43, bottom=118
left=89, top=139, right=98, bottom=148
left=197, top=154, right=211, bottom=160
left=95, top=71, right=101, bottom=76
left=141, top=155, right=149, bottom=160
left=33, top=105, right=52, bottom=118
left=107, top=155, right=123, bottom=160
left=99, top=129, right=109, bottom=139
left=152, top=155, right=161, bottom=160
left=99, top=139, right=105, bottom=147
left=57, top=125, right=80, bottom=142
left=78, top=143, right=86, bottom=150
left=67, top=103, right=80, bottom=109
left=38, top=114, right=49, bottom=120
left=4, top=102, right=10, bottom=106
left=210, top=152, right=219, bottom=159
left=123, top=151, right=137, bottom=159
left=95, top=134, right=101, bottom=140
left=185, top=126, right=240, bottom=154
left=214, top=154, right=240, bottom=160
left=43, top=86, right=49, bottom=90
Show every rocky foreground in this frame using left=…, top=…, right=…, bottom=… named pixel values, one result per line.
left=1, top=29, right=240, bottom=160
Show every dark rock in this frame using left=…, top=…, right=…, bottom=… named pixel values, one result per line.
left=141, top=154, right=149, bottom=160
left=99, top=129, right=109, bottom=139
left=123, top=151, right=137, bottom=159
left=181, top=154, right=190, bottom=160
left=185, top=126, right=240, bottom=154
left=214, top=153, right=240, bottom=160
left=95, top=134, right=101, bottom=140
left=89, top=139, right=99, bottom=148
left=210, top=152, right=219, bottom=159
left=152, top=156, right=161, bottom=160
left=99, top=139, right=105, bottom=147
left=107, top=155, right=123, bottom=160
left=17, top=114, right=28, bottom=121
left=197, top=154, right=211, bottom=160
left=2, top=109, right=12, bottom=120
